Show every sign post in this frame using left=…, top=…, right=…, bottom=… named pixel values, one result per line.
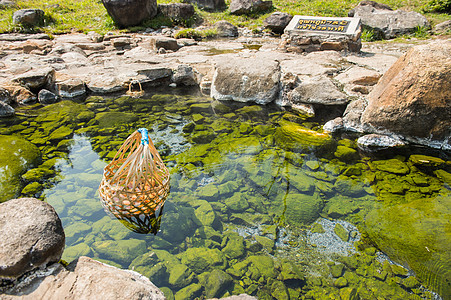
left=280, top=16, right=362, bottom=53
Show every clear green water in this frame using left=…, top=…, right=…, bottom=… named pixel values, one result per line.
left=0, top=93, right=450, bottom=300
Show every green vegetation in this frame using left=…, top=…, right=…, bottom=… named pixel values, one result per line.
left=0, top=0, right=449, bottom=35
left=173, top=28, right=217, bottom=39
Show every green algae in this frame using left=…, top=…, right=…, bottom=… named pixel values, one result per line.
left=0, top=135, right=41, bottom=202
left=0, top=92, right=449, bottom=300
left=274, top=120, right=335, bottom=153
left=94, top=111, right=139, bottom=128
left=365, top=194, right=451, bottom=297
left=179, top=247, right=227, bottom=273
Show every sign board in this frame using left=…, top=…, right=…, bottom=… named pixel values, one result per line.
left=285, top=16, right=361, bottom=36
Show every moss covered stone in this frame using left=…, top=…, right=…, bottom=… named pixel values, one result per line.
left=284, top=193, right=324, bottom=225
left=372, top=159, right=410, bottom=175
left=279, top=260, right=304, bottom=281
left=311, top=222, right=325, bottom=234
left=168, top=263, right=194, bottom=289
left=197, top=184, right=220, bottom=199
left=247, top=255, right=277, bottom=281
left=271, top=280, right=290, bottom=300
left=334, top=223, right=349, bottom=242
left=174, top=283, right=202, bottom=300
left=334, top=176, right=367, bottom=197
left=49, top=125, right=73, bottom=141
left=62, top=242, right=92, bottom=263
left=274, top=120, right=334, bottom=153
left=409, top=155, right=446, bottom=168
left=21, top=167, right=54, bottom=182
left=179, top=247, right=227, bottom=273
left=194, top=202, right=219, bottom=228
left=222, top=234, right=245, bottom=259
left=224, top=192, right=250, bottom=212
left=94, top=111, right=138, bottom=128
left=334, top=146, right=360, bottom=162
left=0, top=135, right=41, bottom=202
left=365, top=194, right=451, bottom=297
left=334, top=277, right=348, bottom=288
left=199, top=269, right=233, bottom=298
left=330, top=264, right=345, bottom=278
left=434, top=169, right=451, bottom=185
left=227, top=259, right=251, bottom=278
left=92, top=239, right=146, bottom=265
left=160, top=287, right=174, bottom=300
left=64, top=222, right=91, bottom=245
left=339, top=287, right=359, bottom=300
left=21, top=181, right=43, bottom=195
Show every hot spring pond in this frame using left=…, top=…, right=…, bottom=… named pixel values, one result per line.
left=0, top=93, right=450, bottom=300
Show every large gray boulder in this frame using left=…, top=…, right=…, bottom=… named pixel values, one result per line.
left=263, top=12, right=293, bottom=34
left=210, top=53, right=280, bottom=104
left=3, top=256, right=166, bottom=300
left=214, top=21, right=238, bottom=37
left=230, top=0, right=272, bottom=15
left=158, top=3, right=195, bottom=22
left=0, top=198, right=65, bottom=279
left=348, top=1, right=430, bottom=39
left=12, top=9, right=44, bottom=27
left=102, top=0, right=157, bottom=27
left=361, top=40, right=451, bottom=148
left=182, top=0, right=226, bottom=11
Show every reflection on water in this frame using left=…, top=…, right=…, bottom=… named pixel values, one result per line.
left=107, top=203, right=165, bottom=235
left=0, top=94, right=449, bottom=299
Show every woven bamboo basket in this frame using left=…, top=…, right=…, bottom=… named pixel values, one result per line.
left=108, top=202, right=165, bottom=234
left=99, top=128, right=170, bottom=220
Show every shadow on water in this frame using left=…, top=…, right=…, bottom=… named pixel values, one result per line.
left=105, top=202, right=166, bottom=235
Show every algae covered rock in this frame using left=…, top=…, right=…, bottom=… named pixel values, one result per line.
left=179, top=247, right=227, bottom=273
left=222, top=233, right=246, bottom=259
left=168, top=263, right=194, bottom=289
left=0, top=135, right=41, bottom=202
left=275, top=120, right=334, bottom=153
left=199, top=269, right=233, bottom=298
left=284, top=193, right=324, bottom=225
left=95, top=111, right=139, bottom=128
left=174, top=283, right=202, bottom=300
left=160, top=206, right=197, bottom=243
left=365, top=194, right=451, bottom=297
left=63, top=243, right=92, bottom=263
left=92, top=239, right=147, bottom=265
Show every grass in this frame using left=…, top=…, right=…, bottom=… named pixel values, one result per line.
left=0, top=0, right=449, bottom=36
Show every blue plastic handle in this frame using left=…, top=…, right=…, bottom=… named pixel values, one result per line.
left=138, top=128, right=149, bottom=145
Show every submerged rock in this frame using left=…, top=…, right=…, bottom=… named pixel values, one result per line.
left=274, top=120, right=334, bottom=153
left=200, top=269, right=233, bottom=298
left=365, top=194, right=451, bottom=297
left=0, top=135, right=41, bottom=202
left=0, top=198, right=65, bottom=279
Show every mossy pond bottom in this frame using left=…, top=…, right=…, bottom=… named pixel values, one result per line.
left=0, top=93, right=450, bottom=300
